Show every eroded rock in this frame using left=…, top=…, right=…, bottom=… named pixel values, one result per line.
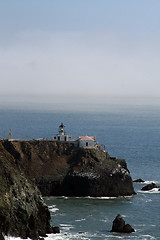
left=133, top=178, right=145, bottom=183
left=2, top=140, right=135, bottom=197
left=0, top=141, right=56, bottom=239
left=111, top=214, right=135, bottom=233
left=141, top=183, right=158, bottom=191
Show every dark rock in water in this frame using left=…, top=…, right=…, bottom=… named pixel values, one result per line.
left=2, top=140, right=135, bottom=197
left=111, top=214, right=135, bottom=233
left=51, top=226, right=60, bottom=234
left=133, top=178, right=145, bottom=183
left=111, top=214, right=125, bottom=232
left=141, top=183, right=158, bottom=191
left=123, top=224, right=135, bottom=233
left=0, top=141, right=54, bottom=239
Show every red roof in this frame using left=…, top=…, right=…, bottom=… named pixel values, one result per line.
left=78, top=136, right=96, bottom=141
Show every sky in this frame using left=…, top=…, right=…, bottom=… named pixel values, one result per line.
left=0, top=0, right=160, bottom=108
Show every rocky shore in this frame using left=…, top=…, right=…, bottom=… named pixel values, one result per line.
left=0, top=141, right=56, bottom=239
left=0, top=139, right=135, bottom=238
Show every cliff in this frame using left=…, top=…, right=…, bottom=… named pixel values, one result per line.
left=0, top=141, right=54, bottom=239
left=2, top=140, right=135, bottom=197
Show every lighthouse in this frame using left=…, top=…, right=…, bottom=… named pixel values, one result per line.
left=52, top=123, right=72, bottom=142
left=59, top=123, right=66, bottom=135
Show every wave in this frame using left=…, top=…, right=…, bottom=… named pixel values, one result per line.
left=45, top=233, right=70, bottom=240
left=141, top=235, right=156, bottom=240
left=85, top=196, right=117, bottom=199
left=52, top=196, right=69, bottom=199
left=48, top=205, right=59, bottom=213
left=75, top=195, right=134, bottom=200
left=75, top=218, right=86, bottom=222
left=59, top=224, right=74, bottom=231
left=4, top=230, right=156, bottom=240
left=49, top=207, right=59, bottom=213
left=45, top=232, right=95, bottom=240
left=138, top=188, right=160, bottom=194
left=47, top=195, right=134, bottom=201
left=144, top=180, right=160, bottom=184
left=134, top=180, right=160, bottom=184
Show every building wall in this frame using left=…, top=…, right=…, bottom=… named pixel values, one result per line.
left=52, top=134, right=72, bottom=142
left=52, top=134, right=97, bottom=149
left=79, top=140, right=96, bottom=148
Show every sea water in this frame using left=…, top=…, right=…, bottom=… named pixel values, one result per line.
left=1, top=104, right=160, bottom=240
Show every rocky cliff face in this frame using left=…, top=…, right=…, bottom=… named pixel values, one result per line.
left=2, top=140, right=135, bottom=197
left=0, top=141, right=54, bottom=239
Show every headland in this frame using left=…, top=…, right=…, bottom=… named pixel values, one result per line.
left=0, top=123, right=135, bottom=239
left=2, top=139, right=135, bottom=197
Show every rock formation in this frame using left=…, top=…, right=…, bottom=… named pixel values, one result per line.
left=0, top=141, right=56, bottom=239
left=111, top=214, right=135, bottom=233
left=133, top=178, right=145, bottom=183
left=2, top=140, right=135, bottom=197
left=141, top=182, right=159, bottom=191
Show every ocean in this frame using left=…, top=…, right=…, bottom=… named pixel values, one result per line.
left=1, top=104, right=160, bottom=240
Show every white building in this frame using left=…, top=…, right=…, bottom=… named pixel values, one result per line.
left=52, top=123, right=73, bottom=142
left=77, top=136, right=96, bottom=148
left=52, top=124, right=105, bottom=151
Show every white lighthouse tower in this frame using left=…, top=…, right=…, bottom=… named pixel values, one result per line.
left=52, top=123, right=72, bottom=142
left=59, top=123, right=66, bottom=135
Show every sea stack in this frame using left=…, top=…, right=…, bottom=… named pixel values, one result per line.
left=111, top=214, right=135, bottom=233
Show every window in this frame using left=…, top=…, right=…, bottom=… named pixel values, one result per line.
left=86, top=142, right=88, bottom=147
left=54, top=136, right=56, bottom=139
left=65, top=136, right=67, bottom=141
left=58, top=136, right=60, bottom=141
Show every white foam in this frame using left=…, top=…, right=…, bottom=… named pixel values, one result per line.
left=48, top=205, right=59, bottom=213
left=141, top=235, right=156, bottom=239
left=59, top=224, right=74, bottom=231
left=135, top=224, right=146, bottom=227
left=46, top=233, right=70, bottom=240
left=51, top=196, right=69, bottom=199
left=59, top=224, right=72, bottom=226
left=85, top=196, right=117, bottom=199
left=100, top=219, right=109, bottom=223
left=145, top=199, right=152, bottom=202
left=47, top=231, right=98, bottom=240
left=107, top=236, right=124, bottom=239
left=48, top=204, right=56, bottom=208
left=138, top=188, right=160, bottom=194
left=49, top=207, right=59, bottom=213
left=75, top=218, right=86, bottom=222
left=144, top=180, right=159, bottom=184
left=46, top=231, right=97, bottom=240
left=61, top=196, right=69, bottom=199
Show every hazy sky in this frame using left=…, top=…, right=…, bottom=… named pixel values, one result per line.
left=1, top=0, right=160, bottom=106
